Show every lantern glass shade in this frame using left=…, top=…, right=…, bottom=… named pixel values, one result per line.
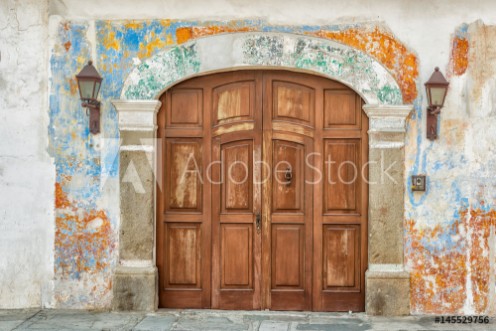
left=76, top=61, right=103, bottom=101
left=427, top=86, right=447, bottom=107
left=78, top=79, right=95, bottom=100
left=425, top=67, right=449, bottom=108
left=94, top=81, right=101, bottom=99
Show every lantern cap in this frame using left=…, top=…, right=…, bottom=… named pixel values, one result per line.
left=425, top=67, right=449, bottom=87
left=76, top=61, right=102, bottom=81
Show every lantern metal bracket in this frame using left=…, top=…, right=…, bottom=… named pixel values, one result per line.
left=426, top=106, right=440, bottom=140
left=81, top=99, right=101, bottom=134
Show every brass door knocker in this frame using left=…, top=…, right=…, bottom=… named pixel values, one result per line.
left=284, top=167, right=293, bottom=186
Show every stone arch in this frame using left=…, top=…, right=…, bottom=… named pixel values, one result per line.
left=120, top=32, right=403, bottom=105
left=112, top=31, right=413, bottom=315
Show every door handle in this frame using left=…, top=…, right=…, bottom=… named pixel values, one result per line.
left=255, top=212, right=261, bottom=234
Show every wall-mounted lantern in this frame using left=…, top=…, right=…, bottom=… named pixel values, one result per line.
left=425, top=67, right=449, bottom=140
left=76, top=61, right=103, bottom=134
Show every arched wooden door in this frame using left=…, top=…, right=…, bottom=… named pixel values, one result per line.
left=156, top=70, right=368, bottom=311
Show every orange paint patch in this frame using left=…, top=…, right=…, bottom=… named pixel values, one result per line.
left=55, top=182, right=70, bottom=209
left=124, top=21, right=144, bottom=30
left=176, top=27, right=193, bottom=44
left=191, top=25, right=256, bottom=39
left=103, top=30, right=120, bottom=51
left=463, top=207, right=496, bottom=313
left=451, top=36, right=469, bottom=76
left=312, top=27, right=418, bottom=103
left=138, top=31, right=168, bottom=59
left=406, top=219, right=466, bottom=314
left=69, top=78, right=78, bottom=95
left=173, top=24, right=257, bottom=45
left=64, top=41, right=72, bottom=52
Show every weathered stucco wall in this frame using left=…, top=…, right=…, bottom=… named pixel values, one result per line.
left=405, top=21, right=496, bottom=315
left=3, top=0, right=496, bottom=314
left=0, top=0, right=54, bottom=308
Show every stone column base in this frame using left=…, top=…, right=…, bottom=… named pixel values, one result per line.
left=365, top=264, right=410, bottom=316
left=112, top=265, right=158, bottom=311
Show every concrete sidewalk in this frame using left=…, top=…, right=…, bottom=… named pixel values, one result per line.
left=0, top=309, right=494, bottom=331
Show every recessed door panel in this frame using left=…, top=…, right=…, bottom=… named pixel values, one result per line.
left=273, top=81, right=314, bottom=127
left=323, top=225, right=360, bottom=289
left=272, top=224, right=304, bottom=288
left=222, top=142, right=253, bottom=212
left=272, top=140, right=304, bottom=213
left=167, top=88, right=203, bottom=128
left=324, top=139, right=361, bottom=214
left=221, top=224, right=253, bottom=288
left=213, top=81, right=255, bottom=125
left=165, top=138, right=202, bottom=212
left=165, top=223, right=201, bottom=287
left=324, top=90, right=360, bottom=129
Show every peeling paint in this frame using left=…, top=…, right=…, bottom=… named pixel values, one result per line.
left=312, top=26, right=418, bottom=103
left=449, top=23, right=469, bottom=77
left=50, top=21, right=119, bottom=308
left=406, top=204, right=496, bottom=315
left=406, top=218, right=467, bottom=314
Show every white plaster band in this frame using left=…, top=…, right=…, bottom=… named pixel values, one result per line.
left=119, top=126, right=158, bottom=132
left=120, top=259, right=154, bottom=268
left=120, top=145, right=155, bottom=152
left=369, top=141, right=406, bottom=149
left=368, top=264, right=406, bottom=272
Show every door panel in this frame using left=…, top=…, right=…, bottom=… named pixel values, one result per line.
left=264, top=72, right=317, bottom=311
left=157, top=76, right=212, bottom=309
left=271, top=224, right=304, bottom=288
left=211, top=136, right=262, bottom=310
left=168, top=88, right=203, bottom=128
left=157, top=70, right=368, bottom=312
left=272, top=140, right=304, bottom=212
left=213, top=81, right=255, bottom=124
left=165, top=138, right=203, bottom=212
left=323, top=225, right=360, bottom=289
left=273, top=81, right=314, bottom=126
left=324, top=139, right=361, bottom=214
left=221, top=224, right=253, bottom=288
left=210, top=72, right=263, bottom=310
left=222, top=142, right=252, bottom=211
left=165, top=223, right=201, bottom=287
left=324, top=90, right=360, bottom=129
left=269, top=138, right=311, bottom=311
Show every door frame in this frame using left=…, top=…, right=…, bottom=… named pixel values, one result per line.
left=111, top=32, right=414, bottom=315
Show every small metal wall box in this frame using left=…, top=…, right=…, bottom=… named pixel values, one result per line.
left=411, top=175, right=426, bottom=192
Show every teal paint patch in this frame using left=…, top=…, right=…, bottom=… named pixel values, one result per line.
left=124, top=44, right=200, bottom=99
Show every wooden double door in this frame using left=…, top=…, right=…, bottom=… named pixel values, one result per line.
left=157, top=70, right=368, bottom=311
